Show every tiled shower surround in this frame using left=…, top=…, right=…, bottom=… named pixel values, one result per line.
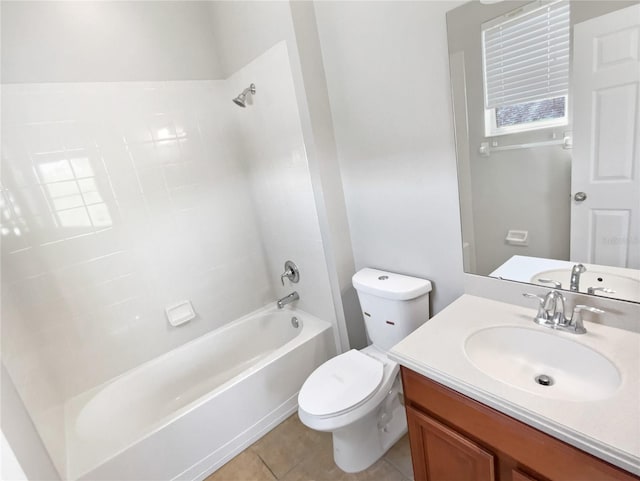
left=1, top=43, right=335, bottom=477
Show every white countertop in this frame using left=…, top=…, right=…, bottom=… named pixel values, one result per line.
left=389, top=294, right=640, bottom=475
left=489, top=255, right=640, bottom=303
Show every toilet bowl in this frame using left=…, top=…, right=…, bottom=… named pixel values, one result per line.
left=298, top=268, right=432, bottom=473
left=298, top=345, right=405, bottom=472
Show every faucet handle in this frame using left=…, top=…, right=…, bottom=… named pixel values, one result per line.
left=522, top=293, right=548, bottom=321
left=280, top=260, right=300, bottom=286
left=570, top=305, right=605, bottom=334
left=523, top=292, right=544, bottom=301
left=587, top=287, right=616, bottom=295
left=537, top=278, right=562, bottom=289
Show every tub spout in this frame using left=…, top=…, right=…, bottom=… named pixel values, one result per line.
left=277, top=291, right=299, bottom=309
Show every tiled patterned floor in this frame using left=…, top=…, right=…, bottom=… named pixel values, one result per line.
left=205, top=414, right=414, bottom=481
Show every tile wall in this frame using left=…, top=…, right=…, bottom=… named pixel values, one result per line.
left=228, top=42, right=336, bottom=325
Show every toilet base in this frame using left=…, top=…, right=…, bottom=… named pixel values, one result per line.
left=332, top=397, right=407, bottom=473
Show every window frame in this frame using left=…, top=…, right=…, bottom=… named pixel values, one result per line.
left=484, top=95, right=569, bottom=137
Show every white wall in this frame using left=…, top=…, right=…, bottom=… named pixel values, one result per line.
left=289, top=2, right=366, bottom=348
left=227, top=42, right=336, bottom=325
left=208, top=1, right=294, bottom=80
left=208, top=1, right=360, bottom=349
left=1, top=432, right=28, bottom=481
left=1, top=366, right=59, bottom=481
left=313, top=1, right=466, bottom=315
left=0, top=1, right=223, bottom=83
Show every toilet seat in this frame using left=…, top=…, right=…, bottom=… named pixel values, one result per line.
left=298, top=350, right=384, bottom=418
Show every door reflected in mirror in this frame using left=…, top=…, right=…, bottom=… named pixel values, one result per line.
left=446, top=0, right=640, bottom=303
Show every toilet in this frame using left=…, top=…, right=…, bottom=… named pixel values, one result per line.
left=298, top=268, right=432, bottom=473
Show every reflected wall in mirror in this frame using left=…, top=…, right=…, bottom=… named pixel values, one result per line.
left=447, top=0, right=640, bottom=303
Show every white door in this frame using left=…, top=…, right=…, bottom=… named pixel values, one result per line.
left=571, top=4, right=640, bottom=269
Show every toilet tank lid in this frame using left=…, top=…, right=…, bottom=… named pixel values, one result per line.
left=352, top=268, right=432, bottom=300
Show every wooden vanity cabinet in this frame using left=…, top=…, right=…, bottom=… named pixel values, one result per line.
left=401, top=367, right=639, bottom=481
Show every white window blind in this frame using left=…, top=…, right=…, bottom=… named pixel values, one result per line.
left=482, top=1, right=570, bottom=109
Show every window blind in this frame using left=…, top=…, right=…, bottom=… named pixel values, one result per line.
left=482, top=1, right=570, bottom=109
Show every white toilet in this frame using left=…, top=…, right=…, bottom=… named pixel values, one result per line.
left=298, top=268, right=432, bottom=473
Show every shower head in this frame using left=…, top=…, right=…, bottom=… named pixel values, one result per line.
left=232, top=83, right=256, bottom=108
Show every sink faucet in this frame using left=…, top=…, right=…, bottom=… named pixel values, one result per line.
left=523, top=290, right=564, bottom=325
left=569, top=263, right=586, bottom=292
left=522, top=289, right=604, bottom=334
left=277, top=291, right=299, bottom=309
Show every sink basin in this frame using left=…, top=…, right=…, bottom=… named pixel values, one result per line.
left=464, top=326, right=621, bottom=401
left=531, top=269, right=640, bottom=302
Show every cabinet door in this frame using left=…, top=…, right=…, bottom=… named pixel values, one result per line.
left=407, top=405, right=495, bottom=481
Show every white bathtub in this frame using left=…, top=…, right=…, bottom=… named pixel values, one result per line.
left=63, top=306, right=334, bottom=480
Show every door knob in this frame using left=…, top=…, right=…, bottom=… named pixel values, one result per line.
left=574, top=192, right=587, bottom=202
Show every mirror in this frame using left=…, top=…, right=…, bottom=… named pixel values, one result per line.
left=446, top=0, right=640, bottom=303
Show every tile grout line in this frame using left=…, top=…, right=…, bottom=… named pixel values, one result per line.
left=384, top=455, right=405, bottom=474
left=255, top=451, right=279, bottom=480
left=382, top=458, right=412, bottom=481
left=262, top=443, right=311, bottom=480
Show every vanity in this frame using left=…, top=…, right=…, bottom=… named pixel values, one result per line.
left=397, top=1, right=640, bottom=478
left=389, top=295, right=640, bottom=481
left=389, top=0, right=640, bottom=477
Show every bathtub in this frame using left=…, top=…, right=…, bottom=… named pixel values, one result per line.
left=63, top=305, right=334, bottom=480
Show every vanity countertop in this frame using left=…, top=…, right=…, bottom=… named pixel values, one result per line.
left=389, top=294, right=640, bottom=475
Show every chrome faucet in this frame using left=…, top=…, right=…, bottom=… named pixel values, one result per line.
left=522, top=289, right=604, bottom=334
left=277, top=291, right=299, bottom=309
left=569, top=263, right=586, bottom=292
left=523, top=290, right=564, bottom=325
left=544, top=289, right=567, bottom=326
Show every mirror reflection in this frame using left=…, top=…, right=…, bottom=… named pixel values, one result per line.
left=446, top=0, right=640, bottom=302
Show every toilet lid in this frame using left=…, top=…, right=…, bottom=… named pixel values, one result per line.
left=299, top=349, right=384, bottom=417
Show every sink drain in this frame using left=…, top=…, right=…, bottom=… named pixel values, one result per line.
left=535, top=374, right=554, bottom=386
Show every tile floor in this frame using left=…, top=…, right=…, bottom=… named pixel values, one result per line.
left=205, top=414, right=414, bottom=481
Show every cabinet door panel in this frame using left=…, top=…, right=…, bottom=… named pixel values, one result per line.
left=407, top=405, right=495, bottom=481
left=512, top=469, right=539, bottom=481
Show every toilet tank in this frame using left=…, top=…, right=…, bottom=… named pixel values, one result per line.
left=352, top=268, right=432, bottom=351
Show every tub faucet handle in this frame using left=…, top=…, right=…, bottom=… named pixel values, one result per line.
left=280, top=260, right=300, bottom=285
